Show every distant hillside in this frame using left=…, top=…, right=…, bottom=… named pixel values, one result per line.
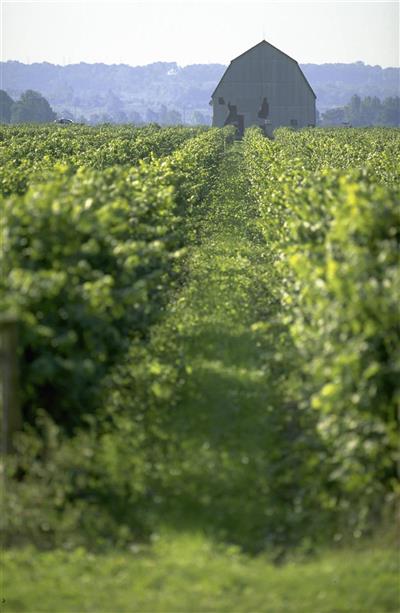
left=301, top=62, right=400, bottom=110
left=1, top=60, right=399, bottom=123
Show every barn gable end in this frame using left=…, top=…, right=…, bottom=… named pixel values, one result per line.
left=212, top=40, right=316, bottom=137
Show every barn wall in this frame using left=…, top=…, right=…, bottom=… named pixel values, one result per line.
left=212, top=42, right=316, bottom=135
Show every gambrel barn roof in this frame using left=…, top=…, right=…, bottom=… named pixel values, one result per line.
left=211, top=40, right=316, bottom=100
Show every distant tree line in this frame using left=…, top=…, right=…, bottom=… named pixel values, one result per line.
left=87, top=102, right=207, bottom=126
left=2, top=88, right=398, bottom=128
left=0, top=89, right=56, bottom=123
left=320, top=95, right=400, bottom=127
left=0, top=88, right=208, bottom=126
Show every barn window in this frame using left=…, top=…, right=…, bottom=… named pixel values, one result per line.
left=218, top=97, right=225, bottom=105
left=290, top=119, right=298, bottom=127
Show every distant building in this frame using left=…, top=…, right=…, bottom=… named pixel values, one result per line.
left=54, top=118, right=73, bottom=124
left=211, top=40, right=316, bottom=137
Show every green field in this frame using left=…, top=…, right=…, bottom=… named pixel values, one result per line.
left=1, top=124, right=399, bottom=612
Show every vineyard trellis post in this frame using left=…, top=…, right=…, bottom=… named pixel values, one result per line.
left=0, top=314, right=21, bottom=454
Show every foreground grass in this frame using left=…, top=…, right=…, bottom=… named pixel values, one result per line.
left=2, top=533, right=399, bottom=613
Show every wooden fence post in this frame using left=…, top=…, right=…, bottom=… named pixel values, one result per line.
left=0, top=315, right=21, bottom=454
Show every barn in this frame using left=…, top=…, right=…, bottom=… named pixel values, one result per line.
left=211, top=40, right=316, bottom=138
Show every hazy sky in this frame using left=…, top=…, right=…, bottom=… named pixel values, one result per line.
left=1, top=0, right=399, bottom=68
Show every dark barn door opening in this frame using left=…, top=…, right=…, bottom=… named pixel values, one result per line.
left=224, top=103, right=244, bottom=138
left=258, top=97, right=269, bottom=119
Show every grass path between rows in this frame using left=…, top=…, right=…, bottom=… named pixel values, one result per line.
left=3, top=535, right=398, bottom=613
left=166, top=142, right=276, bottom=461
left=3, top=144, right=399, bottom=613
left=148, top=142, right=292, bottom=546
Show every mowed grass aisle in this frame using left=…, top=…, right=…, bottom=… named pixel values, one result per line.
left=4, top=537, right=398, bottom=613
left=172, top=144, right=273, bottom=427
left=156, top=143, right=286, bottom=538
left=3, top=144, right=399, bottom=613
